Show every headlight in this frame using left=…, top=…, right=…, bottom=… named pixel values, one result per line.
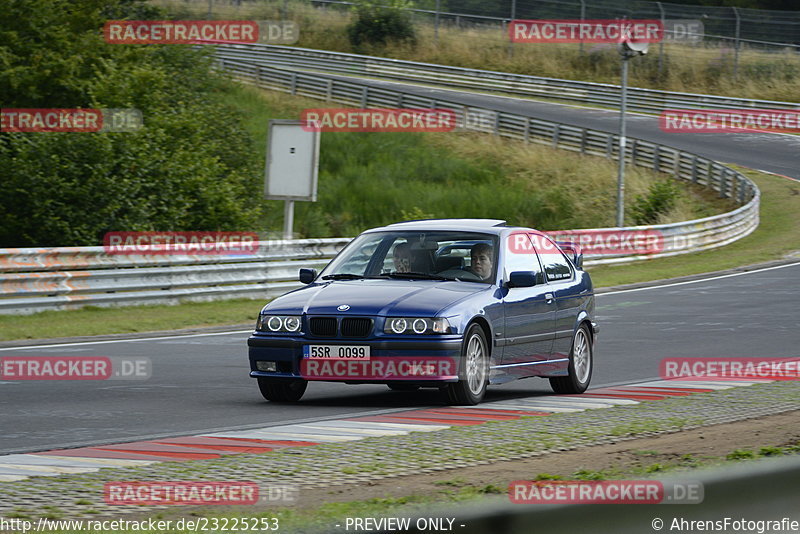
left=384, top=317, right=451, bottom=335
left=257, top=315, right=302, bottom=333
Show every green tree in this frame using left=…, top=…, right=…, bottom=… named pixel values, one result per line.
left=0, top=0, right=262, bottom=247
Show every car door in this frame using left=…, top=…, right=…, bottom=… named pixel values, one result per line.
left=498, top=232, right=556, bottom=376
left=536, top=235, right=583, bottom=359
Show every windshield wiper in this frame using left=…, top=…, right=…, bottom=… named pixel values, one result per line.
left=321, top=273, right=367, bottom=280
left=381, top=272, right=453, bottom=281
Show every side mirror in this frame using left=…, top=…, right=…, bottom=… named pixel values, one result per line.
left=557, top=243, right=583, bottom=269
left=507, top=271, right=537, bottom=288
left=299, top=268, right=317, bottom=284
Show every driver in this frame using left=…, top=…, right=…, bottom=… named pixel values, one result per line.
left=392, top=242, right=411, bottom=273
left=469, top=243, right=494, bottom=281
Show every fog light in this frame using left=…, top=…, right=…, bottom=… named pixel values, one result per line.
left=256, top=361, right=277, bottom=372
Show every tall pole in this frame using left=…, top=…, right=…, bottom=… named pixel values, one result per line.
left=616, top=56, right=629, bottom=228
left=283, top=200, right=295, bottom=240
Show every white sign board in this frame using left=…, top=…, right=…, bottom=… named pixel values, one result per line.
left=265, top=120, right=320, bottom=201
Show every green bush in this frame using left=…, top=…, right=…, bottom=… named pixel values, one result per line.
left=631, top=180, right=681, bottom=225
left=346, top=0, right=416, bottom=49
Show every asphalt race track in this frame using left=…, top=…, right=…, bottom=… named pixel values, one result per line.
left=1, top=70, right=798, bottom=456
left=2, top=262, right=798, bottom=455
left=302, top=74, right=800, bottom=180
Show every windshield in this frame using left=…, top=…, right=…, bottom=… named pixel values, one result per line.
left=319, top=231, right=499, bottom=283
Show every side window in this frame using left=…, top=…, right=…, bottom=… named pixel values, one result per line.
left=538, top=236, right=573, bottom=282
left=504, top=232, right=542, bottom=280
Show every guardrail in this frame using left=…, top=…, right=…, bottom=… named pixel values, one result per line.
left=0, top=239, right=349, bottom=315
left=0, top=55, right=759, bottom=315
left=210, top=42, right=800, bottom=114
left=392, top=454, right=800, bottom=534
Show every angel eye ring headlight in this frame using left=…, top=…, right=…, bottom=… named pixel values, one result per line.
left=390, top=318, right=407, bottom=334
left=257, top=315, right=302, bottom=333
left=385, top=317, right=451, bottom=335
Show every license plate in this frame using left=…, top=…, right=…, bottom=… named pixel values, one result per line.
left=303, top=345, right=370, bottom=360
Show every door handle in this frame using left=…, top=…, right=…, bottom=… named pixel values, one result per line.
left=545, top=293, right=555, bottom=304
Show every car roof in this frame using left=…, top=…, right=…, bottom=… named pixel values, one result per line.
left=368, top=219, right=522, bottom=234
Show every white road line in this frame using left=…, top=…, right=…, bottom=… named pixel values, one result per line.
left=599, top=262, right=800, bottom=297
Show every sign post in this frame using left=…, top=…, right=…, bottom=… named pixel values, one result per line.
left=264, top=120, right=320, bottom=239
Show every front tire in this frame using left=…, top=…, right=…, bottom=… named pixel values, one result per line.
left=445, top=324, right=489, bottom=405
left=257, top=377, right=307, bottom=402
left=550, top=323, right=592, bottom=394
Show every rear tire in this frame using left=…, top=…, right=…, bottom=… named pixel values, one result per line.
left=550, top=323, right=592, bottom=394
left=257, top=377, right=307, bottom=402
left=444, top=324, right=488, bottom=405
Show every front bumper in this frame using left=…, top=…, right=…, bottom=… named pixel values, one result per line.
left=248, top=333, right=463, bottom=383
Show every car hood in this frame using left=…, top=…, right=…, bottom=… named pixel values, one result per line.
left=265, top=279, right=488, bottom=316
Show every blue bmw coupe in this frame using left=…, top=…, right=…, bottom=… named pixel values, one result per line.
left=248, top=219, right=597, bottom=405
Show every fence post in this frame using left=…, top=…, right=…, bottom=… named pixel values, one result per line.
left=290, top=73, right=297, bottom=95
left=653, top=145, right=660, bottom=172
left=579, top=0, right=586, bottom=55
left=552, top=124, right=560, bottom=148
left=732, top=7, right=741, bottom=81
left=361, top=87, right=368, bottom=107
left=326, top=80, right=333, bottom=103
left=656, top=2, right=665, bottom=77
left=524, top=119, right=531, bottom=143
left=691, top=156, right=698, bottom=183
left=508, top=0, right=517, bottom=59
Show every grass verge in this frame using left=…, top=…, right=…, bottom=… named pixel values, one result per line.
left=220, top=85, right=710, bottom=237
left=587, top=166, right=800, bottom=288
